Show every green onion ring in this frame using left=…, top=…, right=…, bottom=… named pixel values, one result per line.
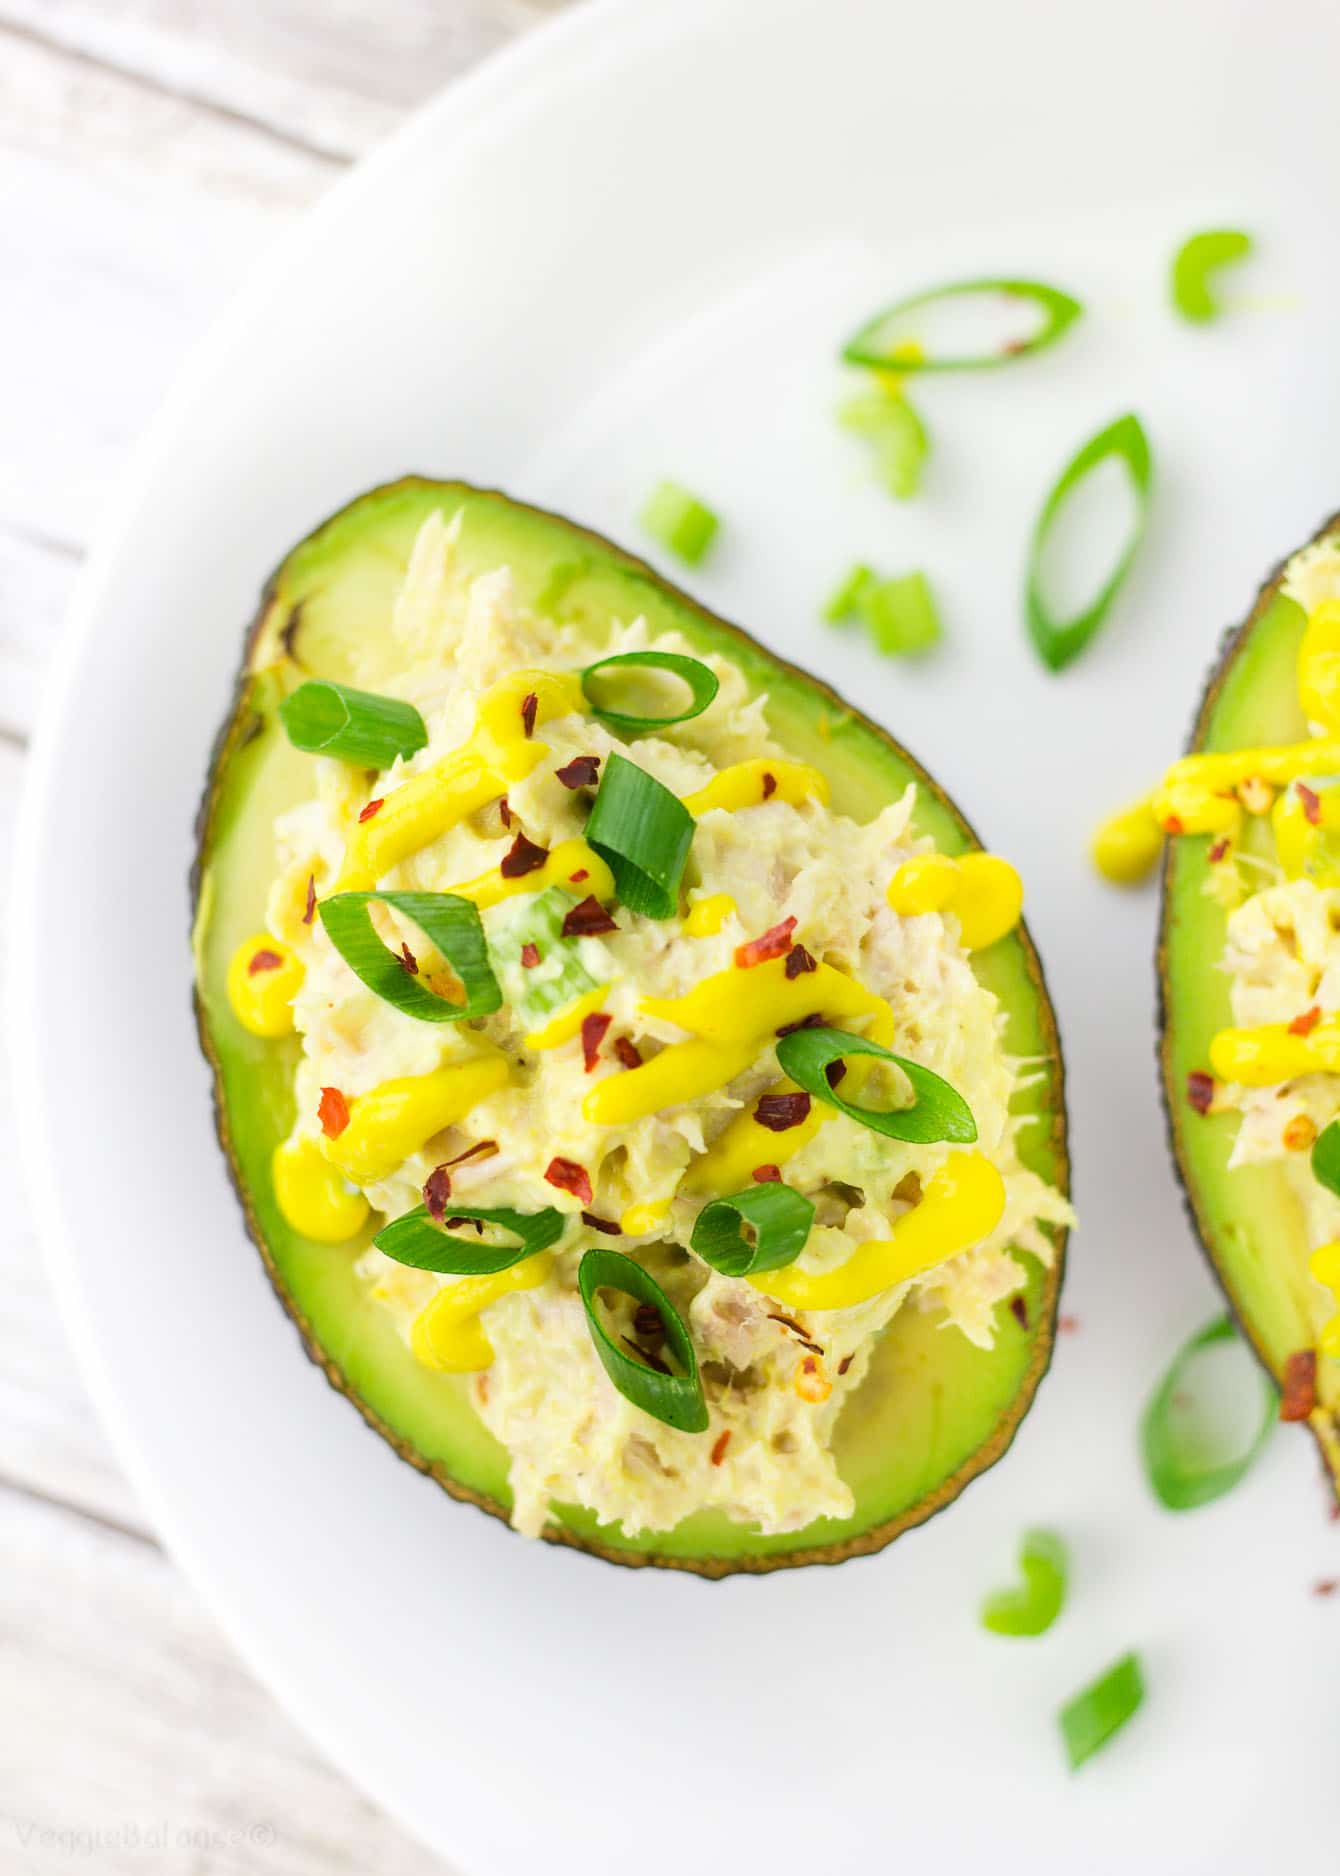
left=774, top=1025, right=976, bottom=1144
left=1312, top=1119, right=1340, bottom=1199
left=279, top=679, right=428, bottom=767
left=1139, top=1314, right=1276, bottom=1511
left=690, top=1183, right=815, bottom=1278
left=1025, top=412, right=1153, bottom=673
left=1171, top=229, right=1253, bottom=324
left=319, top=890, right=502, bottom=1023
left=579, top=650, right=719, bottom=735
left=981, top=1529, right=1068, bottom=1638
left=584, top=752, right=694, bottom=919
left=578, top=1247, right=709, bottom=1433
left=374, top=1204, right=565, bottom=1275
left=1058, top=1653, right=1145, bottom=1771
left=842, top=277, right=1083, bottom=372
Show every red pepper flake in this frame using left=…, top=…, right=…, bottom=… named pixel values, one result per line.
left=581, top=1010, right=613, bottom=1072
left=1186, top=1070, right=1215, bottom=1116
left=520, top=942, right=541, bottom=969
left=614, top=1036, right=643, bottom=1070
left=752, top=1164, right=782, bottom=1183
left=499, top=796, right=512, bottom=829
left=317, top=1087, right=350, bottom=1138
left=443, top=1139, right=498, bottom=1171
left=1058, top=1315, right=1081, bottom=1334
left=1298, top=782, right=1322, bottom=826
left=837, top=1354, right=854, bottom=1375
left=1010, top=1295, right=1029, bottom=1330
left=1289, top=1005, right=1323, bottom=1037
left=755, top=1091, right=812, bottom=1133
left=400, top=942, right=419, bottom=975
left=302, top=873, right=317, bottom=925
left=247, top=948, right=284, bottom=976
left=580, top=1210, right=622, bottom=1236
left=633, top=1302, right=665, bottom=1343
left=561, top=895, right=619, bottom=938
left=710, top=1430, right=732, bottom=1467
left=784, top=943, right=817, bottom=979
left=1281, top=1348, right=1319, bottom=1422
left=735, top=916, right=797, bottom=969
left=423, top=1165, right=452, bottom=1222
left=776, top=1011, right=826, bottom=1038
left=622, top=1335, right=670, bottom=1375
left=1313, top=1579, right=1338, bottom=1597
left=520, top=691, right=539, bottom=738
left=826, top=1060, right=847, bottom=1089
left=1164, top=814, right=1184, bottom=836
left=500, top=832, right=548, bottom=878
left=555, top=755, right=601, bottom=789
left=1207, top=838, right=1230, bottom=864
left=570, top=868, right=590, bottom=884
left=761, top=771, right=777, bottom=800
left=358, top=797, right=384, bottom=823
left=545, top=1156, right=593, bottom=1205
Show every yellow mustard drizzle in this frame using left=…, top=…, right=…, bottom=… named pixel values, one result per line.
left=410, top=1253, right=554, bottom=1372
left=886, top=853, right=1023, bottom=950
left=226, top=934, right=304, bottom=1036
left=1152, top=740, right=1340, bottom=834
left=1307, top=1242, right=1340, bottom=1361
left=524, top=984, right=611, bottom=1052
left=620, top=1200, right=672, bottom=1236
left=1208, top=1022, right=1340, bottom=1087
left=750, top=1152, right=1006, bottom=1311
left=682, top=760, right=829, bottom=817
left=272, top=1134, right=370, bottom=1242
left=1271, top=779, right=1340, bottom=884
left=1091, top=797, right=1165, bottom=885
left=447, top=836, right=614, bottom=911
left=322, top=1053, right=509, bottom=1184
left=682, top=1079, right=825, bottom=1193
left=682, top=893, right=736, bottom=936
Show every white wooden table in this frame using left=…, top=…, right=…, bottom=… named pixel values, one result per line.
left=0, top=6, right=568, bottom=1868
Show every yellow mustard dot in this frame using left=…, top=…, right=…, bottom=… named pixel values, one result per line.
left=409, top=1254, right=553, bottom=1373
left=1309, top=1242, right=1340, bottom=1290
left=683, top=893, right=736, bottom=937
left=886, top=853, right=1022, bottom=949
left=682, top=760, right=829, bottom=817
left=1091, top=797, right=1164, bottom=886
left=226, top=933, right=304, bottom=1037
left=886, top=853, right=957, bottom=916
left=620, top=1200, right=672, bottom=1236
left=272, top=1134, right=369, bottom=1243
left=322, top=1053, right=509, bottom=1184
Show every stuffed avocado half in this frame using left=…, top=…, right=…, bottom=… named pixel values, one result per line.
left=1158, top=513, right=1340, bottom=1491
left=192, top=478, right=1072, bottom=1575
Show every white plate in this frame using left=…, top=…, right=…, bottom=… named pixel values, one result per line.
left=13, top=0, right=1340, bottom=1868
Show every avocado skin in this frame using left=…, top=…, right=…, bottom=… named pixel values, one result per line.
left=192, top=478, right=1070, bottom=1575
left=1156, top=510, right=1340, bottom=1504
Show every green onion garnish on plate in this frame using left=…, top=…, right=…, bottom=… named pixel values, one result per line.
left=980, top=1528, right=1068, bottom=1637
left=1140, top=1314, right=1276, bottom=1510
left=860, top=570, right=942, bottom=657
left=580, top=649, right=719, bottom=734
left=1171, top=229, right=1253, bottom=324
left=375, top=1204, right=566, bottom=1275
left=842, top=277, right=1083, bottom=372
left=578, top=1247, right=709, bottom=1433
left=691, top=1183, right=815, bottom=1278
left=774, top=1025, right=976, bottom=1144
left=838, top=387, right=929, bottom=499
left=585, top=752, right=694, bottom=919
left=639, top=481, right=720, bottom=565
left=279, top=679, right=428, bottom=768
left=822, top=564, right=876, bottom=624
left=1025, top=412, right=1153, bottom=673
left=319, top=890, right=502, bottom=1022
left=1058, top=1653, right=1145, bottom=1770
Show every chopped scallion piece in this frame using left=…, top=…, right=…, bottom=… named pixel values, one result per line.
left=578, top=1247, right=709, bottom=1432
left=279, top=680, right=428, bottom=768
left=580, top=650, right=719, bottom=734
left=981, top=1529, right=1067, bottom=1637
left=1171, top=229, right=1253, bottom=324
left=1025, top=413, right=1153, bottom=673
left=838, top=388, right=929, bottom=499
left=1058, top=1653, right=1145, bottom=1770
left=774, top=1025, right=976, bottom=1144
left=842, top=277, right=1083, bottom=372
left=691, top=1183, right=815, bottom=1278
left=488, top=885, right=613, bottom=1033
left=860, top=570, right=942, bottom=657
left=822, top=564, right=876, bottom=624
left=318, top=891, right=501, bottom=1022
left=375, top=1204, right=565, bottom=1275
left=585, top=752, right=694, bottom=919
left=1312, top=1119, right=1340, bottom=1199
left=1140, top=1314, right=1275, bottom=1510
left=639, top=481, right=719, bottom=566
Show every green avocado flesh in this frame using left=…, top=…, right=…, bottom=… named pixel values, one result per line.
left=193, top=478, right=1070, bottom=1574
left=1160, top=520, right=1340, bottom=1487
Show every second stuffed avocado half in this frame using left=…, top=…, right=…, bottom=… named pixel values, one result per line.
left=1159, top=512, right=1340, bottom=1493
left=192, top=478, right=1071, bottom=1575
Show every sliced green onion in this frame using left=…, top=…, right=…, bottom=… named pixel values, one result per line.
left=690, top=1183, right=815, bottom=1278
left=639, top=481, right=719, bottom=566
left=822, top=563, right=876, bottom=624
left=1058, top=1653, right=1145, bottom=1770
left=981, top=1529, right=1068, bottom=1638
left=319, top=891, right=501, bottom=1023
left=579, top=650, right=719, bottom=735
left=487, top=884, right=613, bottom=1031
left=578, top=1247, right=709, bottom=1433
left=1312, top=1119, right=1340, bottom=1198
left=1025, top=412, right=1153, bottom=673
left=585, top=752, right=694, bottom=920
left=1140, top=1314, right=1276, bottom=1510
left=842, top=277, right=1083, bottom=372
left=838, top=389, right=928, bottom=499
left=375, top=1204, right=565, bottom=1275
left=774, top=1025, right=976, bottom=1144
left=279, top=679, right=427, bottom=768
left=1171, top=229, right=1253, bottom=324
left=860, top=570, right=942, bottom=657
